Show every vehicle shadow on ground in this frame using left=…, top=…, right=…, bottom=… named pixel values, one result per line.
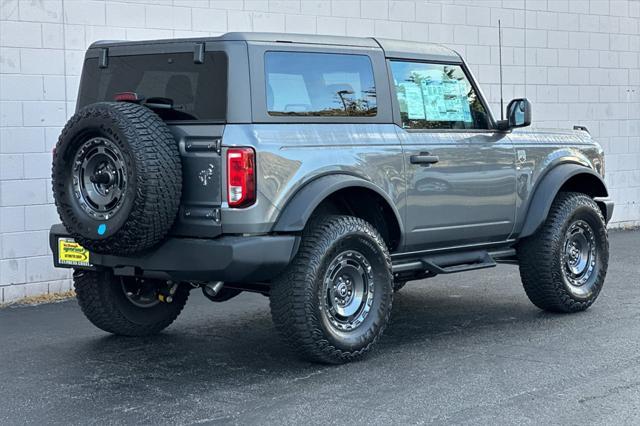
left=69, top=287, right=571, bottom=382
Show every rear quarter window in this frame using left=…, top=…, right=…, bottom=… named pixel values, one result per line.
left=77, top=52, right=227, bottom=121
left=264, top=51, right=377, bottom=117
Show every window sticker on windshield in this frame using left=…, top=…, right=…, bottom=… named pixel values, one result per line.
left=420, top=79, right=472, bottom=122
left=398, top=82, right=426, bottom=120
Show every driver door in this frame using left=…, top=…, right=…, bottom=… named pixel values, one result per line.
left=389, top=60, right=517, bottom=251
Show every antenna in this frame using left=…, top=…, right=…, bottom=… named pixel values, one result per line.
left=498, top=19, right=504, bottom=120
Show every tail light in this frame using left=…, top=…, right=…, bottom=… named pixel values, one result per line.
left=227, top=148, right=256, bottom=208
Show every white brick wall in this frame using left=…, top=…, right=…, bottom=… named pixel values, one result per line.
left=0, top=0, right=638, bottom=303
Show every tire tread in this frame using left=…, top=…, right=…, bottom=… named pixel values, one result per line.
left=74, top=269, right=188, bottom=336
left=52, top=102, right=181, bottom=254
left=270, top=215, right=393, bottom=364
left=517, top=191, right=608, bottom=313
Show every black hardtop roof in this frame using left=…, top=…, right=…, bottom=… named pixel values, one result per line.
left=89, top=31, right=462, bottom=63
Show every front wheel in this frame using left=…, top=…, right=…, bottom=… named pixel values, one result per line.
left=74, top=269, right=189, bottom=336
left=270, top=215, right=393, bottom=364
left=517, top=192, right=609, bottom=313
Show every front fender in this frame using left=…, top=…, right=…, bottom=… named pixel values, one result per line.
left=518, top=163, right=608, bottom=238
left=272, top=174, right=404, bottom=234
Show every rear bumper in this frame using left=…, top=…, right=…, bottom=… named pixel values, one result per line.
left=49, top=224, right=299, bottom=282
left=594, top=197, right=614, bottom=224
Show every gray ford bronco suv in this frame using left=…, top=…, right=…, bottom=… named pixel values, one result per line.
left=50, top=32, right=613, bottom=364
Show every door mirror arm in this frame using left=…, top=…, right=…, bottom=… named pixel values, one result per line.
left=496, top=120, right=512, bottom=132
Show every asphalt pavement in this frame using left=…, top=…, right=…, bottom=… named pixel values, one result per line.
left=1, top=230, right=639, bottom=425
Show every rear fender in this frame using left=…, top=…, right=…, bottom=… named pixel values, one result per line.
left=272, top=174, right=403, bottom=240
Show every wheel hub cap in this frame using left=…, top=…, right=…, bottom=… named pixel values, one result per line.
left=72, top=137, right=127, bottom=220
left=562, top=220, right=597, bottom=287
left=322, top=250, right=374, bottom=331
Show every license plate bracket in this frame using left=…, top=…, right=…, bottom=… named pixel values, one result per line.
left=57, top=238, right=92, bottom=267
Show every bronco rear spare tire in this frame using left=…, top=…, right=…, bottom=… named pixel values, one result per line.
left=52, top=102, right=181, bottom=255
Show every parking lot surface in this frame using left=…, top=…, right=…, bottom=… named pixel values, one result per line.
left=1, top=230, right=639, bottom=425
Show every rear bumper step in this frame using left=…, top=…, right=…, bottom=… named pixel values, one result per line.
left=50, top=224, right=299, bottom=282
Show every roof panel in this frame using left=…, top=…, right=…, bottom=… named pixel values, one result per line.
left=90, top=32, right=380, bottom=50
left=221, top=32, right=380, bottom=48
left=374, top=38, right=461, bottom=62
left=88, top=32, right=462, bottom=63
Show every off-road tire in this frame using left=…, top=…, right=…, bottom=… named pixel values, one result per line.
left=270, top=215, right=393, bottom=364
left=52, top=102, right=181, bottom=255
left=517, top=192, right=609, bottom=313
left=74, top=269, right=189, bottom=336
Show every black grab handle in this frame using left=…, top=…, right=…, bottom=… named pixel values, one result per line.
left=410, top=153, right=439, bottom=165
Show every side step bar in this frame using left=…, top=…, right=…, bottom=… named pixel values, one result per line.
left=391, top=248, right=516, bottom=276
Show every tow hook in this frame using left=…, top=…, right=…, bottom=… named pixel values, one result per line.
left=158, top=281, right=179, bottom=303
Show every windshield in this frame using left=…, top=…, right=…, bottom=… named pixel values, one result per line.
left=77, top=51, right=228, bottom=121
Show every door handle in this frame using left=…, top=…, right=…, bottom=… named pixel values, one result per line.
left=410, top=153, right=439, bottom=165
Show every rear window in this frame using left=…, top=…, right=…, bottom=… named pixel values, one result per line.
left=265, top=51, right=377, bottom=117
left=77, top=52, right=227, bottom=121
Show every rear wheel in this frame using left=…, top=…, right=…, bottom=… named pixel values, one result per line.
left=270, top=215, right=393, bottom=364
left=517, top=192, right=609, bottom=313
left=74, top=269, right=189, bottom=336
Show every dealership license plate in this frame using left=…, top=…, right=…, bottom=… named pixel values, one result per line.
left=58, top=238, right=91, bottom=267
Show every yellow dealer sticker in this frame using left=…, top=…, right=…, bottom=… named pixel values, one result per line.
left=58, top=238, right=91, bottom=267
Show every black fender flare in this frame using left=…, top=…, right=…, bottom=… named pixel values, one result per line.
left=272, top=174, right=404, bottom=236
left=519, top=163, right=608, bottom=238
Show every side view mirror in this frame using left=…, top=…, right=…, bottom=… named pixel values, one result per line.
left=497, top=98, right=532, bottom=131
